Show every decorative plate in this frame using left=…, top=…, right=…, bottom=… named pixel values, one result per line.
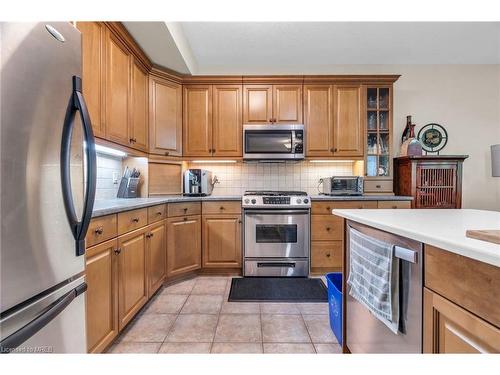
left=417, top=123, right=448, bottom=153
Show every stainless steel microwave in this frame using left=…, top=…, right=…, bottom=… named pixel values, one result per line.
left=321, top=176, right=364, bottom=196
left=243, top=124, right=305, bottom=161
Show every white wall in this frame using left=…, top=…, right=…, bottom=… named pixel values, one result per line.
left=96, top=153, right=122, bottom=200
left=317, top=64, right=500, bottom=210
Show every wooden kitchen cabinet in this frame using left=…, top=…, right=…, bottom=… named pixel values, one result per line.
left=146, top=221, right=167, bottom=298
left=117, top=227, right=148, bottom=330
left=423, top=288, right=500, bottom=353
left=212, top=85, right=242, bottom=156
left=85, top=239, right=118, bottom=353
left=304, top=85, right=333, bottom=156
left=149, top=76, right=182, bottom=156
left=311, top=241, right=342, bottom=272
left=130, top=58, right=149, bottom=152
left=77, top=22, right=105, bottom=138
left=167, top=215, right=202, bottom=277
left=105, top=29, right=131, bottom=147
left=332, top=85, right=363, bottom=157
left=243, top=84, right=302, bottom=124
left=202, top=214, right=242, bottom=268
left=183, top=85, right=213, bottom=156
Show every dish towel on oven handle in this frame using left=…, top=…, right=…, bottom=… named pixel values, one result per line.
left=347, top=227, right=400, bottom=334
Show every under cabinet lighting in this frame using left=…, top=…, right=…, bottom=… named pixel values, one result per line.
left=191, top=160, right=237, bottom=164
left=309, top=160, right=355, bottom=163
left=95, top=144, right=127, bottom=158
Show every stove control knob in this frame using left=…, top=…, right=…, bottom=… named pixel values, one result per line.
left=296, top=198, right=302, bottom=204
left=251, top=199, right=256, bottom=204
left=244, top=198, right=250, bottom=204
left=303, top=198, right=309, bottom=204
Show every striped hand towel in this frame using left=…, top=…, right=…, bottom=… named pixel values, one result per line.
left=347, top=227, right=400, bottom=334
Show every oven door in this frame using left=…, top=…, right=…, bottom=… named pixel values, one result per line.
left=244, top=209, right=310, bottom=258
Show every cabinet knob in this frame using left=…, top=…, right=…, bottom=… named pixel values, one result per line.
left=326, top=227, right=331, bottom=231
left=129, top=138, right=136, bottom=143
left=330, top=148, right=334, bottom=153
left=165, top=151, right=170, bottom=156
left=94, top=226, right=103, bottom=235
left=183, top=217, right=188, bottom=221
left=220, top=206, right=225, bottom=210
left=392, top=206, right=397, bottom=209
left=326, top=206, right=331, bottom=211
left=376, top=185, right=381, bottom=188
left=114, top=248, right=121, bottom=255
left=326, top=253, right=331, bottom=258
left=146, top=232, right=154, bottom=238
left=132, top=218, right=139, bottom=223
left=183, top=208, right=188, bottom=213
left=156, top=211, right=162, bottom=216
left=212, top=149, right=216, bottom=154
left=238, top=220, right=242, bottom=224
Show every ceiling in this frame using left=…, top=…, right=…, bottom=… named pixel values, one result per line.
left=124, top=22, right=500, bottom=75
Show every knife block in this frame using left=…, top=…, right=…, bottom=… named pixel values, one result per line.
left=117, top=177, right=140, bottom=198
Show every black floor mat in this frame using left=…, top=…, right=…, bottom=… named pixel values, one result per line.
left=228, top=277, right=328, bottom=302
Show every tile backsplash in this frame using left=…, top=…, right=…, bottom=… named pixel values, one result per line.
left=96, top=153, right=122, bottom=200
left=186, top=161, right=357, bottom=196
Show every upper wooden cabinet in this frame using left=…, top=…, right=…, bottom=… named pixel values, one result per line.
left=212, top=85, right=242, bottom=157
left=304, top=84, right=363, bottom=157
left=243, top=84, right=302, bottom=124
left=183, top=85, right=213, bottom=156
left=77, top=22, right=105, bottom=138
left=304, top=85, right=333, bottom=156
left=183, top=84, right=242, bottom=157
left=149, top=76, right=182, bottom=156
left=332, top=85, right=364, bottom=157
left=104, top=29, right=131, bottom=147
left=130, top=59, right=148, bottom=152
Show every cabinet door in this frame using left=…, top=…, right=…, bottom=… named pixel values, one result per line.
left=243, top=85, right=273, bottom=124
left=304, top=85, right=333, bottom=156
left=167, top=215, right=201, bottom=277
left=333, top=85, right=364, bottom=156
left=273, top=85, right=303, bottom=124
left=77, top=22, right=105, bottom=138
left=149, top=77, right=182, bottom=156
left=130, top=59, right=148, bottom=152
left=105, top=29, right=131, bottom=146
left=202, top=215, right=241, bottom=268
left=213, top=85, right=242, bottom=157
left=85, top=239, right=118, bottom=353
left=183, top=85, right=212, bottom=156
left=117, top=228, right=148, bottom=330
left=146, top=221, right=166, bottom=298
left=423, top=288, right=500, bottom=353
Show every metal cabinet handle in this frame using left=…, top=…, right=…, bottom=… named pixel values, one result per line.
left=132, top=218, right=139, bottom=223
left=94, top=226, right=103, bottom=235
left=183, top=208, right=188, bottom=212
left=114, top=248, right=121, bottom=255
left=129, top=138, right=136, bottom=143
left=157, top=211, right=162, bottom=216
left=146, top=233, right=154, bottom=239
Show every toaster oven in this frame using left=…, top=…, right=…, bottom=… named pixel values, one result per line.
left=321, top=176, right=364, bottom=196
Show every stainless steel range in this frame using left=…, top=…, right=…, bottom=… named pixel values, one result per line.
left=242, top=191, right=311, bottom=277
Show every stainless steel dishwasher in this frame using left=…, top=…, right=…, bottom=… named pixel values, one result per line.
left=345, top=220, right=423, bottom=353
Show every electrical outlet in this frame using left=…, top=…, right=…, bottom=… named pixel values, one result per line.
left=112, top=172, right=119, bottom=185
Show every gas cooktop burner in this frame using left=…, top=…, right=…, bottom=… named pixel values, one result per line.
left=242, top=190, right=311, bottom=208
left=244, top=190, right=308, bottom=196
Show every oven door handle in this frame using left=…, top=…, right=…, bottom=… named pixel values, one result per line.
left=257, top=262, right=296, bottom=268
left=244, top=210, right=310, bottom=215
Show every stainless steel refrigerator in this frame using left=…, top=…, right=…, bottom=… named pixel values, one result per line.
left=0, top=23, right=96, bottom=353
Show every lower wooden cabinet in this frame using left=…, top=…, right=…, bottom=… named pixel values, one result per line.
left=423, top=288, right=500, bottom=353
left=117, top=228, right=148, bottom=331
left=311, top=241, right=342, bottom=272
left=146, top=221, right=167, bottom=298
left=85, top=239, right=119, bottom=353
left=167, top=215, right=201, bottom=277
left=202, top=214, right=242, bottom=268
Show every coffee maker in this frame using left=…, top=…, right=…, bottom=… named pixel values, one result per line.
left=183, top=169, right=214, bottom=196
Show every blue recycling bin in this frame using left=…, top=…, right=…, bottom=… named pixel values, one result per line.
left=326, top=272, right=343, bottom=345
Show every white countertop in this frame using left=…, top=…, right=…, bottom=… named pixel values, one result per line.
left=331, top=209, right=500, bottom=267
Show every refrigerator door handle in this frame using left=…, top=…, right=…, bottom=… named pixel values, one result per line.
left=0, top=283, right=87, bottom=353
left=61, top=76, right=96, bottom=256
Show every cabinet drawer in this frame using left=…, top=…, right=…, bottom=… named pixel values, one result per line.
left=117, top=208, right=148, bottom=235
left=167, top=202, right=201, bottom=217
left=312, top=200, right=377, bottom=214
left=377, top=200, right=412, bottom=209
left=148, top=204, right=166, bottom=223
left=364, top=179, right=393, bottom=193
left=311, top=215, right=344, bottom=241
left=202, top=201, right=241, bottom=215
left=86, top=214, right=117, bottom=247
left=311, top=241, right=343, bottom=269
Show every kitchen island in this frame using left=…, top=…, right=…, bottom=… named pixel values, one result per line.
left=332, top=209, right=500, bottom=354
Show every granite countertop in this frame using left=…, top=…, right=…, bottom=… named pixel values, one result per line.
left=92, top=194, right=412, bottom=217
left=331, top=208, right=500, bottom=267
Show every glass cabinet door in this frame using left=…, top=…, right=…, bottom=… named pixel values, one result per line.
left=366, top=87, right=391, bottom=177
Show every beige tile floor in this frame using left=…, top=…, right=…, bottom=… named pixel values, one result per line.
left=108, top=276, right=342, bottom=354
